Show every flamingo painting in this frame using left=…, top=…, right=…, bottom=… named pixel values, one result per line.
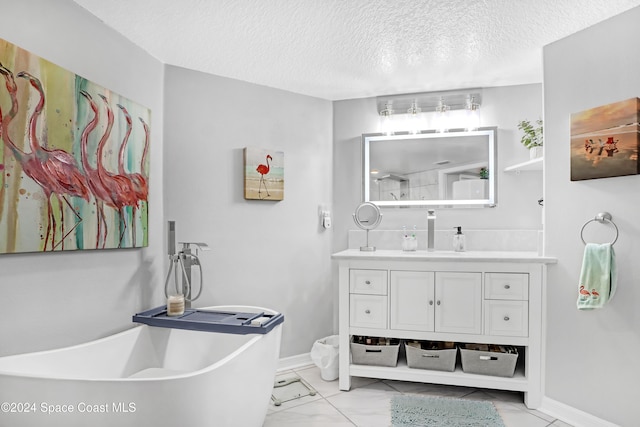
left=243, top=148, right=284, bottom=201
left=0, top=37, right=151, bottom=254
left=0, top=66, right=90, bottom=251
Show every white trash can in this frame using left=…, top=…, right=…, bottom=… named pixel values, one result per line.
left=310, top=335, right=339, bottom=381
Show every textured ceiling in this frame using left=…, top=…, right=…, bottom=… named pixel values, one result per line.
left=72, top=0, right=640, bottom=101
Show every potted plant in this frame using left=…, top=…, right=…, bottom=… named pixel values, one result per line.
left=517, top=119, right=543, bottom=159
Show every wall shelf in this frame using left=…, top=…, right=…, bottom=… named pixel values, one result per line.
left=504, top=157, right=543, bottom=173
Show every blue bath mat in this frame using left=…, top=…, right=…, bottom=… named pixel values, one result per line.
left=391, top=395, right=505, bottom=427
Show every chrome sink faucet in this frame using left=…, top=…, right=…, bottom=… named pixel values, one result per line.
left=427, top=209, right=436, bottom=251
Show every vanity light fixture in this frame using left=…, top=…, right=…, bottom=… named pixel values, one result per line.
left=376, top=89, right=482, bottom=134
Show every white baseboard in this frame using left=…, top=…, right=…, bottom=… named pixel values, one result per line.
left=539, top=397, right=620, bottom=427
left=277, top=352, right=313, bottom=372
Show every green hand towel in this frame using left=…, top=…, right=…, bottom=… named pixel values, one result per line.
left=577, top=243, right=617, bottom=310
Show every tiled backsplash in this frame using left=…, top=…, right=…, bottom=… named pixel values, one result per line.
left=348, top=229, right=542, bottom=253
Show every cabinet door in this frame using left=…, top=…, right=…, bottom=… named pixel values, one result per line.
left=390, top=271, right=435, bottom=331
left=435, top=272, right=482, bottom=334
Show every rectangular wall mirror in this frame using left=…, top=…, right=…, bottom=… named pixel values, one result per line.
left=362, top=127, right=497, bottom=207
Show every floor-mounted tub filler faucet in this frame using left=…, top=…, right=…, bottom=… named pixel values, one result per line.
left=165, top=221, right=211, bottom=309
left=427, top=209, right=436, bottom=251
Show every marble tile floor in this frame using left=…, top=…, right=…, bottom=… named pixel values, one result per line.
left=263, top=365, right=574, bottom=427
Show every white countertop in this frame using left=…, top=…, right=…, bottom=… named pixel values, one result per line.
left=332, top=249, right=557, bottom=263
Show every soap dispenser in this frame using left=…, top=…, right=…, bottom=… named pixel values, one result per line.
left=453, top=226, right=466, bottom=252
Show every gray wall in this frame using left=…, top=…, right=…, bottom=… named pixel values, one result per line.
left=543, top=8, right=640, bottom=426
left=0, top=0, right=165, bottom=356
left=332, top=84, right=544, bottom=253
left=163, top=66, right=334, bottom=358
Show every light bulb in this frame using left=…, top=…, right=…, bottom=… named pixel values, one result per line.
left=435, top=107, right=449, bottom=133
left=379, top=102, right=394, bottom=135
left=407, top=102, right=422, bottom=134
left=466, top=96, right=480, bottom=131
left=466, top=106, right=480, bottom=131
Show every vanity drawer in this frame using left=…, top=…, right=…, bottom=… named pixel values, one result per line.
left=485, top=273, right=528, bottom=300
left=350, top=295, right=388, bottom=329
left=484, top=300, right=528, bottom=337
left=350, top=269, right=387, bottom=295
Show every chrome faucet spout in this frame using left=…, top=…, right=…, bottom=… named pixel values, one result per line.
left=177, top=242, right=210, bottom=308
left=427, top=209, right=436, bottom=251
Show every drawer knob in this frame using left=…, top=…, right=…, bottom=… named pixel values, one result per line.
left=365, top=280, right=371, bottom=285
left=504, top=284, right=511, bottom=289
left=429, top=300, right=434, bottom=306
left=365, top=309, right=371, bottom=314
left=437, top=300, right=441, bottom=306
left=504, top=316, right=510, bottom=321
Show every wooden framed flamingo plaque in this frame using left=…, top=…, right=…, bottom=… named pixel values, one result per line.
left=0, top=38, right=151, bottom=254
left=243, top=147, right=284, bottom=201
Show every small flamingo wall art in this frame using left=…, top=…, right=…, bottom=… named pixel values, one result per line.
left=243, top=147, right=284, bottom=201
left=0, top=38, right=151, bottom=254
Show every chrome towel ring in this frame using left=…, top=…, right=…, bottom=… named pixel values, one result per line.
left=580, top=212, right=619, bottom=245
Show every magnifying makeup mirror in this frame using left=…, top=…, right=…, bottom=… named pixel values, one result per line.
left=352, top=202, right=383, bottom=251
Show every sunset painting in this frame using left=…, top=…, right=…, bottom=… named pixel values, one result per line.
left=0, top=38, right=151, bottom=254
left=570, top=98, right=639, bottom=181
left=243, top=147, right=284, bottom=201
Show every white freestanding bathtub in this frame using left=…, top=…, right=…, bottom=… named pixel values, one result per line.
left=0, top=305, right=282, bottom=427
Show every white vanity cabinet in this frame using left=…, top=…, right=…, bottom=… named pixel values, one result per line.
left=333, top=250, right=556, bottom=409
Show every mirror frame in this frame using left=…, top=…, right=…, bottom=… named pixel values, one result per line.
left=352, top=202, right=383, bottom=230
left=362, top=127, right=497, bottom=208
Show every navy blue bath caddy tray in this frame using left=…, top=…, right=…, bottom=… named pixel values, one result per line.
left=132, top=306, right=284, bottom=334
